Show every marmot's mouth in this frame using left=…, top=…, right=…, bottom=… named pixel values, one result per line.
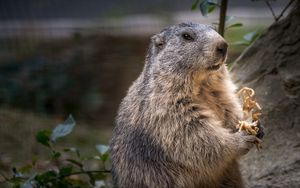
left=207, top=63, right=221, bottom=71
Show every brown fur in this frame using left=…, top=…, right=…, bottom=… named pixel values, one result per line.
left=110, top=23, right=252, bottom=188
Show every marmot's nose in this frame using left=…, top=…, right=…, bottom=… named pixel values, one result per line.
left=216, top=42, right=228, bottom=57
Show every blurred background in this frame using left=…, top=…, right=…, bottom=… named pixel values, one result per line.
left=0, top=0, right=288, bottom=170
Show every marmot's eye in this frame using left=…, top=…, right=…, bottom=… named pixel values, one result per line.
left=182, top=33, right=194, bottom=41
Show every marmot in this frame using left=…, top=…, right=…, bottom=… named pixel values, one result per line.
left=110, top=23, right=259, bottom=188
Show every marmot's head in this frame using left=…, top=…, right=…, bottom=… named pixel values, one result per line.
left=148, top=23, right=228, bottom=76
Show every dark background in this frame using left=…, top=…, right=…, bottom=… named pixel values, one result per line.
left=0, top=0, right=288, bottom=171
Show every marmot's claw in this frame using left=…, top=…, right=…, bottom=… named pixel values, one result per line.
left=256, top=121, right=264, bottom=139
left=234, top=131, right=257, bottom=156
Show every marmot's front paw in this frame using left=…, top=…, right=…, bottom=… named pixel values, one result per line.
left=256, top=121, right=264, bottom=139
left=234, top=131, right=260, bottom=156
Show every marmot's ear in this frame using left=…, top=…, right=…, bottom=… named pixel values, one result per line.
left=151, top=34, right=165, bottom=49
left=209, top=24, right=217, bottom=31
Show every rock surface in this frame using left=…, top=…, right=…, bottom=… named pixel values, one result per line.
left=231, top=1, right=300, bottom=187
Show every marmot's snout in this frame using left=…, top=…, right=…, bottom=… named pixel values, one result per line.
left=216, top=41, right=228, bottom=59
left=207, top=40, right=228, bottom=71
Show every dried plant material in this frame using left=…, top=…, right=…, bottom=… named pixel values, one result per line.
left=237, top=121, right=259, bottom=135
left=237, top=87, right=262, bottom=150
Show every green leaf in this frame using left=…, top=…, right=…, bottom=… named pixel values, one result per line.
left=100, top=153, right=109, bottom=163
left=207, top=0, right=218, bottom=4
left=51, top=114, right=76, bottom=142
left=243, top=31, right=260, bottom=42
left=35, top=171, right=57, bottom=184
left=199, top=0, right=217, bottom=17
left=36, top=130, right=51, bottom=147
left=230, top=30, right=260, bottom=46
left=18, top=164, right=33, bottom=174
left=96, top=145, right=109, bottom=155
left=59, top=166, right=73, bottom=177
left=199, top=1, right=209, bottom=17
left=93, top=173, right=107, bottom=180
left=8, top=177, right=24, bottom=187
left=51, top=151, right=61, bottom=160
left=191, top=0, right=200, bottom=10
left=9, top=177, right=23, bottom=184
left=226, top=23, right=243, bottom=30
left=207, top=5, right=216, bottom=13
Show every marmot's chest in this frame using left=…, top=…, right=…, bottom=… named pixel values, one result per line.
left=197, top=88, right=230, bottom=124
left=192, top=72, right=233, bottom=124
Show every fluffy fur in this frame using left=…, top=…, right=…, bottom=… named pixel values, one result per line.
left=110, top=23, right=254, bottom=188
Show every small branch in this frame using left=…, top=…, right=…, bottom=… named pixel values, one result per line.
left=0, top=176, right=27, bottom=184
left=0, top=172, right=9, bottom=181
left=276, top=0, right=295, bottom=21
left=62, top=170, right=111, bottom=178
left=265, top=1, right=277, bottom=21
left=218, top=0, right=228, bottom=37
left=0, top=170, right=111, bottom=184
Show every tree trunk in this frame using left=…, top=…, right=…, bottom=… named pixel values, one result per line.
left=231, top=0, right=300, bottom=187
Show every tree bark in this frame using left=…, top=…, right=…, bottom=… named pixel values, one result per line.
left=231, top=0, right=300, bottom=187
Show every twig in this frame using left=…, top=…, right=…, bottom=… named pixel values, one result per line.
left=0, top=176, right=27, bottom=184
left=276, top=0, right=295, bottom=21
left=0, top=172, right=9, bottom=183
left=265, top=1, right=277, bottom=21
left=264, top=0, right=295, bottom=22
left=61, top=170, right=111, bottom=178
left=0, top=170, right=111, bottom=184
left=218, top=0, right=228, bottom=37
